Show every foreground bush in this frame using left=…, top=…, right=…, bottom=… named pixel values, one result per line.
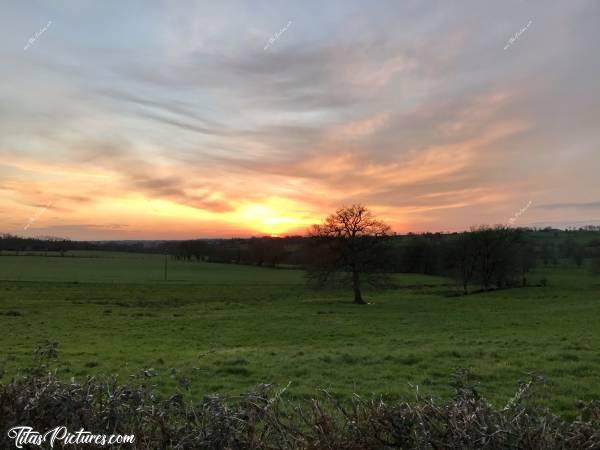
left=1, top=370, right=599, bottom=449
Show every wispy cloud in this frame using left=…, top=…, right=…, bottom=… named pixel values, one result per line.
left=1, top=1, right=599, bottom=238
left=537, top=201, right=600, bottom=210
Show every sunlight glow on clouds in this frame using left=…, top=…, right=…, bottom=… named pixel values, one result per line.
left=1, top=0, right=599, bottom=239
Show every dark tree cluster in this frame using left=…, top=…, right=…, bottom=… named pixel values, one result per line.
left=587, top=239, right=600, bottom=274
left=170, top=239, right=209, bottom=261
left=390, top=233, right=448, bottom=275
left=559, top=238, right=586, bottom=267
left=381, top=227, right=538, bottom=294
left=448, top=226, right=536, bottom=294
left=0, top=234, right=167, bottom=255
left=170, top=237, right=306, bottom=268
left=0, top=234, right=73, bottom=256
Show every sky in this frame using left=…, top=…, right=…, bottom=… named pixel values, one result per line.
left=1, top=0, right=599, bottom=240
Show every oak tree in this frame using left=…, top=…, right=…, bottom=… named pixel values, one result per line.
left=308, top=205, right=391, bottom=304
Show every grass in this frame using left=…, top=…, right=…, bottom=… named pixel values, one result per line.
left=1, top=252, right=599, bottom=418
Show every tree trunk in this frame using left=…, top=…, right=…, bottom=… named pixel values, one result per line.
left=352, top=270, right=365, bottom=304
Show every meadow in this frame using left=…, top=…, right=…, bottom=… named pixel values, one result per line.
left=1, top=252, right=599, bottom=418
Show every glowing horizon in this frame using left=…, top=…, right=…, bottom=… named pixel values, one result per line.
left=1, top=1, right=599, bottom=240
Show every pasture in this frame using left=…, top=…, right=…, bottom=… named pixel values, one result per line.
left=1, top=252, right=599, bottom=417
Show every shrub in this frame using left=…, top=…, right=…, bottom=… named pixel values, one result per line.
left=1, top=369, right=599, bottom=449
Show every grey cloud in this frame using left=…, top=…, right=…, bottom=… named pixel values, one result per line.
left=537, top=202, right=600, bottom=210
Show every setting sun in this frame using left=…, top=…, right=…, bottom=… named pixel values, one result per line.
left=234, top=200, right=317, bottom=236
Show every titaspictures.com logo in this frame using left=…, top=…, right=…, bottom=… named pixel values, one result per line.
left=7, top=426, right=134, bottom=448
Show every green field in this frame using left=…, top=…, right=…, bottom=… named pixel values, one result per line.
left=1, top=253, right=599, bottom=417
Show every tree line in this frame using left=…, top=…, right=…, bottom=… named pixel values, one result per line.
left=165, top=206, right=599, bottom=302
left=2, top=205, right=599, bottom=302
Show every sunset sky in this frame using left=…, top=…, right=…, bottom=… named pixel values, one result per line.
left=1, top=1, right=599, bottom=240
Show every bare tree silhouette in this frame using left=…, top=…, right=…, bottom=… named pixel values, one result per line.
left=308, top=205, right=391, bottom=304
